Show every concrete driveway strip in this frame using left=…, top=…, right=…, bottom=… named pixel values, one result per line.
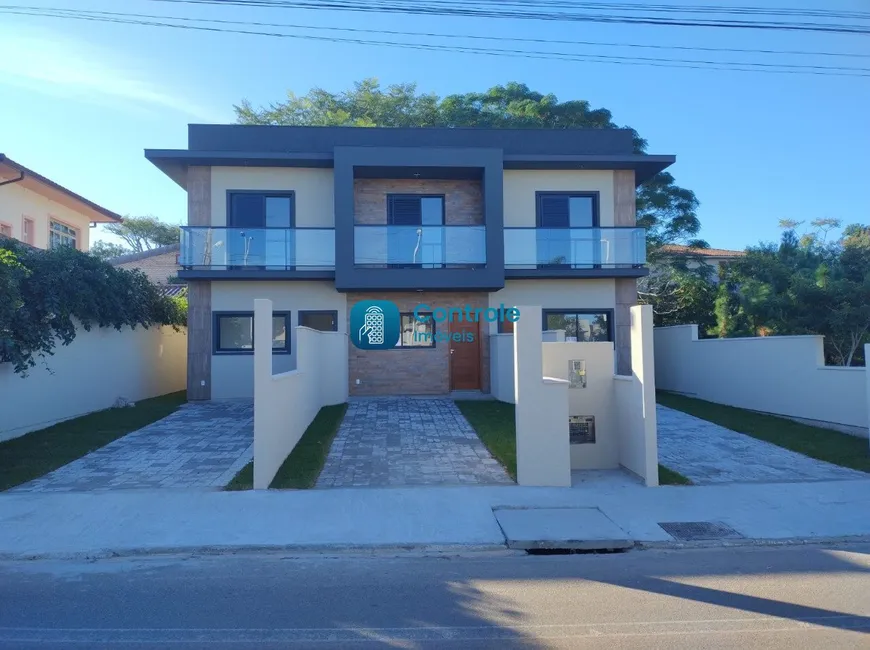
left=657, top=405, right=867, bottom=485
left=11, top=401, right=254, bottom=492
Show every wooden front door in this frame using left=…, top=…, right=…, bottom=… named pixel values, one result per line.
left=449, top=320, right=481, bottom=390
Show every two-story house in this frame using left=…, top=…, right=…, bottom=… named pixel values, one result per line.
left=145, top=126, right=674, bottom=400
left=0, top=154, right=121, bottom=250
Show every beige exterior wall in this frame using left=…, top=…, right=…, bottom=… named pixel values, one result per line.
left=0, top=182, right=94, bottom=250
left=0, top=324, right=187, bottom=441
left=209, top=167, right=335, bottom=227
left=210, top=281, right=347, bottom=399
left=487, top=279, right=617, bottom=336
left=502, top=170, right=616, bottom=228
left=655, top=325, right=869, bottom=435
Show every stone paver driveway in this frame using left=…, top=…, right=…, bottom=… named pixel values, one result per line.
left=657, top=405, right=866, bottom=485
left=12, top=402, right=253, bottom=492
left=317, top=397, right=513, bottom=488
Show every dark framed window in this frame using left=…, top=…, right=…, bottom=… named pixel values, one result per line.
left=386, top=195, right=445, bottom=268
left=213, top=311, right=292, bottom=354
left=535, top=192, right=600, bottom=268
left=227, top=191, right=295, bottom=269
left=542, top=310, right=612, bottom=342
left=397, top=312, right=435, bottom=348
left=299, top=310, right=338, bottom=332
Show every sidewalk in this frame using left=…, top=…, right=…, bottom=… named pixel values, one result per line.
left=1, top=477, right=869, bottom=559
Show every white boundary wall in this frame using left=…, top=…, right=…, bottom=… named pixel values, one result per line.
left=0, top=325, right=187, bottom=442
left=654, top=325, right=869, bottom=437
left=253, top=299, right=349, bottom=489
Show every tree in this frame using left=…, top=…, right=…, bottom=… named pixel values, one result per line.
left=236, top=79, right=703, bottom=250
left=102, top=216, right=180, bottom=253
left=89, top=240, right=130, bottom=261
left=638, top=261, right=718, bottom=333
left=716, top=220, right=870, bottom=366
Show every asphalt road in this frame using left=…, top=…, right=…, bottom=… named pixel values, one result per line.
left=1, top=544, right=868, bottom=649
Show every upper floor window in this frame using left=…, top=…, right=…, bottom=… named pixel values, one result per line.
left=49, top=220, right=77, bottom=249
left=0, top=223, right=11, bottom=238
left=387, top=195, right=444, bottom=226
left=23, top=218, right=34, bottom=245
left=228, top=191, right=295, bottom=228
left=536, top=193, right=598, bottom=229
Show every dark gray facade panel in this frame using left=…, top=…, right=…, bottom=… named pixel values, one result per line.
left=333, top=146, right=506, bottom=292
left=188, top=125, right=637, bottom=156
left=178, top=270, right=336, bottom=281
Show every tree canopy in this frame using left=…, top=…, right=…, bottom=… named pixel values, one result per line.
left=89, top=240, right=130, bottom=261
left=102, top=216, right=180, bottom=253
left=236, top=79, right=704, bottom=251
left=717, top=220, right=870, bottom=366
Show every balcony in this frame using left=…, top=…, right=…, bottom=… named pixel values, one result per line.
left=353, top=225, right=487, bottom=268
left=504, top=227, right=647, bottom=277
left=179, top=227, right=335, bottom=276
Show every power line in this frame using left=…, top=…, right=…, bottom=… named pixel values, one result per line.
left=4, top=6, right=869, bottom=77
left=7, top=5, right=868, bottom=59
left=140, top=0, right=870, bottom=35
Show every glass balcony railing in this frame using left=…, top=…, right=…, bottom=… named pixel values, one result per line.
left=504, top=227, right=646, bottom=269
left=354, top=226, right=486, bottom=267
left=179, top=227, right=335, bottom=270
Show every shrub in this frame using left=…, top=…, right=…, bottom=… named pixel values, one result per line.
left=0, top=239, right=187, bottom=376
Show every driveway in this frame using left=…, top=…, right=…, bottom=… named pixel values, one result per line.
left=657, top=405, right=867, bottom=485
left=11, top=402, right=253, bottom=492
left=316, top=398, right=513, bottom=488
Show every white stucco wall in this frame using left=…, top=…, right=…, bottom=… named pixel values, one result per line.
left=487, top=279, right=617, bottom=336
left=0, top=182, right=94, bottom=250
left=210, top=281, right=347, bottom=399
left=655, top=325, right=868, bottom=434
left=253, top=299, right=348, bottom=489
left=502, top=170, right=616, bottom=228
left=0, top=325, right=187, bottom=441
left=210, top=167, right=335, bottom=228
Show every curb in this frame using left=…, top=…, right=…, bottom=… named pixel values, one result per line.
left=3, top=535, right=870, bottom=561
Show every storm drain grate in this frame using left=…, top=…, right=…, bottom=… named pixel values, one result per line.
left=658, top=521, right=745, bottom=541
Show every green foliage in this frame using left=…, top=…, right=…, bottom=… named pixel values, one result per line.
left=102, top=215, right=180, bottom=253
left=236, top=79, right=702, bottom=250
left=0, top=239, right=187, bottom=376
left=89, top=240, right=130, bottom=261
left=717, top=221, right=870, bottom=365
left=639, top=262, right=718, bottom=334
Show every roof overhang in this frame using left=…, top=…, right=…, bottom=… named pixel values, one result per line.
left=145, top=150, right=674, bottom=189
left=0, top=155, right=122, bottom=223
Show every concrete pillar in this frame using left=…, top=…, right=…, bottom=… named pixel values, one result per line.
left=186, top=166, right=212, bottom=400
left=253, top=299, right=273, bottom=490
left=514, top=305, right=571, bottom=487
left=631, top=304, right=659, bottom=486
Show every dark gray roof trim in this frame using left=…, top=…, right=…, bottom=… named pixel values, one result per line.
left=145, top=125, right=675, bottom=187
left=109, top=243, right=179, bottom=265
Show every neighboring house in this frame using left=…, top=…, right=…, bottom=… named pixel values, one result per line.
left=145, top=126, right=675, bottom=399
left=111, top=244, right=182, bottom=285
left=658, top=244, right=745, bottom=281
left=0, top=153, right=121, bottom=250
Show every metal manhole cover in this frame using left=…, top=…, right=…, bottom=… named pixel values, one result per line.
left=658, top=521, right=744, bottom=541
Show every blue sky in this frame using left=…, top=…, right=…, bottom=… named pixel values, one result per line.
left=1, top=0, right=867, bottom=250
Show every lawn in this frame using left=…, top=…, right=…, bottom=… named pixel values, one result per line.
left=455, top=400, right=690, bottom=485
left=225, top=403, right=348, bottom=490
left=658, top=391, right=870, bottom=474
left=0, top=391, right=187, bottom=492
